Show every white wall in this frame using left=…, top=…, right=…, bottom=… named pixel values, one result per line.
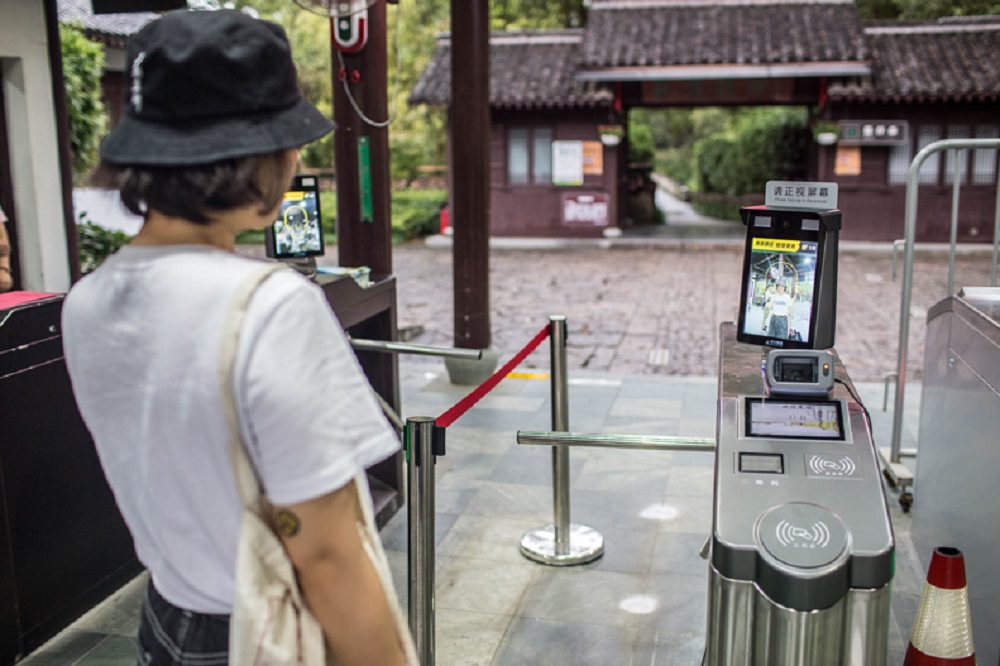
left=0, top=0, right=72, bottom=293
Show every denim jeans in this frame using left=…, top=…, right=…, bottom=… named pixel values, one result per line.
left=137, top=582, right=230, bottom=666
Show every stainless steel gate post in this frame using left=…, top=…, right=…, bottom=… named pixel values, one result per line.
left=520, top=316, right=604, bottom=565
left=406, top=417, right=436, bottom=666
left=888, top=138, right=1000, bottom=469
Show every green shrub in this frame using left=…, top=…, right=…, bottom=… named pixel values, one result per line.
left=60, top=23, right=107, bottom=180
left=692, top=200, right=742, bottom=222
left=77, top=216, right=131, bottom=273
left=694, top=136, right=740, bottom=195
left=655, top=147, right=694, bottom=186
left=694, top=108, right=810, bottom=196
left=391, top=189, right=447, bottom=242
left=628, top=122, right=656, bottom=164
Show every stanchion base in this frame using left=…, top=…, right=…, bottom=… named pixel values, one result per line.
left=520, top=524, right=604, bottom=566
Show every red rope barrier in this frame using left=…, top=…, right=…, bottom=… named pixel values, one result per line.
left=435, top=324, right=551, bottom=428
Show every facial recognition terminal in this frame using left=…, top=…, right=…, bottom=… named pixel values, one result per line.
left=705, top=185, right=893, bottom=664
left=736, top=205, right=841, bottom=350
left=264, top=175, right=324, bottom=261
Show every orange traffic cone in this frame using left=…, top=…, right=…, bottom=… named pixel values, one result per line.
left=904, top=547, right=975, bottom=665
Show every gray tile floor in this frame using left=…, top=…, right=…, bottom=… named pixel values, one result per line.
left=20, top=361, right=924, bottom=665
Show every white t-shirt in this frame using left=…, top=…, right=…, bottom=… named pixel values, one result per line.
left=62, top=245, right=399, bottom=614
left=768, top=292, right=792, bottom=317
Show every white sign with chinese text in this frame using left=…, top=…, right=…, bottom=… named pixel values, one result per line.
left=562, top=193, right=609, bottom=227
left=552, top=141, right=584, bottom=186
left=765, top=181, right=838, bottom=210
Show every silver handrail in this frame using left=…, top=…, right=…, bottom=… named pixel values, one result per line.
left=518, top=431, right=715, bottom=452
left=890, top=138, right=1000, bottom=462
left=350, top=338, right=483, bottom=360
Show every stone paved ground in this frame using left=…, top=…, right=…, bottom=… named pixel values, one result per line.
left=389, top=242, right=997, bottom=383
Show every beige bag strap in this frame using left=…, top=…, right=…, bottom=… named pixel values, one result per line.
left=218, top=262, right=286, bottom=513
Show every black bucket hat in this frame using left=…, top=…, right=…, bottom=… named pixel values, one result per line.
left=99, top=9, right=334, bottom=166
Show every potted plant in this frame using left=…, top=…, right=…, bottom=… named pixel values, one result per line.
left=598, top=124, right=624, bottom=147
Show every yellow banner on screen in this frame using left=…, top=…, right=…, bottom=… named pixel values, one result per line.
left=752, top=239, right=801, bottom=252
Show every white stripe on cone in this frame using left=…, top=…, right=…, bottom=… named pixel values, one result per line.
left=909, top=583, right=975, bottom=659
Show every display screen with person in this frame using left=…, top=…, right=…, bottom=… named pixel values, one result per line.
left=60, top=10, right=414, bottom=665
left=740, top=238, right=819, bottom=345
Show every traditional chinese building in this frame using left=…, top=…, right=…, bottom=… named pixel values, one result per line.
left=822, top=17, right=1000, bottom=241
left=411, top=0, right=1000, bottom=242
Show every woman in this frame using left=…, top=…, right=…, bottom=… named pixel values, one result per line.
left=765, top=282, right=793, bottom=339
left=62, top=10, right=411, bottom=665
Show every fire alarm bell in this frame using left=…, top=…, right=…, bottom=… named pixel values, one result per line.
left=331, top=1, right=368, bottom=53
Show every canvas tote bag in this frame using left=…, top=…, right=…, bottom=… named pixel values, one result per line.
left=219, top=263, right=417, bottom=665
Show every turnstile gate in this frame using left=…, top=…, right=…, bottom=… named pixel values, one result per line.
left=705, top=325, right=894, bottom=665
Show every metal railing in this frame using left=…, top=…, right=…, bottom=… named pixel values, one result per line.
left=889, top=138, right=1000, bottom=465
left=517, top=431, right=714, bottom=452
left=519, top=316, right=605, bottom=566
left=350, top=337, right=484, bottom=360
left=349, top=336, right=483, bottom=665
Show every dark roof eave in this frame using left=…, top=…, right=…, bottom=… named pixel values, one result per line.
left=828, top=92, right=1000, bottom=104
left=576, top=63, right=872, bottom=82
left=408, top=98, right=614, bottom=110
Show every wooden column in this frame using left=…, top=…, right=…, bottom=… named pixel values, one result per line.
left=332, top=2, right=392, bottom=276
left=449, top=0, right=491, bottom=349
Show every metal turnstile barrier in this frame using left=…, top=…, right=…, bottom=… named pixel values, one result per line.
left=883, top=137, right=1000, bottom=508
left=704, top=324, right=894, bottom=665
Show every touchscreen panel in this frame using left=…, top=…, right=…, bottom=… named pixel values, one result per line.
left=745, top=398, right=844, bottom=440
left=738, top=216, right=821, bottom=348
left=269, top=176, right=323, bottom=259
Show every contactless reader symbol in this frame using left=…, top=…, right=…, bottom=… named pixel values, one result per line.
left=809, top=455, right=856, bottom=477
left=775, top=519, right=831, bottom=550
left=806, top=454, right=862, bottom=479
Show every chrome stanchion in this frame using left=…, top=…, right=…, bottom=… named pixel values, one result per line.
left=520, top=316, right=604, bottom=566
left=406, top=417, right=437, bottom=666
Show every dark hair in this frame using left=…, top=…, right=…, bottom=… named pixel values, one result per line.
left=89, top=151, right=294, bottom=224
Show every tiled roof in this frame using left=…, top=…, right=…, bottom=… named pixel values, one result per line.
left=828, top=18, right=1000, bottom=102
left=57, top=0, right=156, bottom=48
left=579, top=0, right=869, bottom=74
left=409, top=30, right=615, bottom=110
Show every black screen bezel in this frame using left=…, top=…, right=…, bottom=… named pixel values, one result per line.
left=743, top=397, right=846, bottom=441
left=736, top=212, right=824, bottom=350
left=266, top=175, right=324, bottom=259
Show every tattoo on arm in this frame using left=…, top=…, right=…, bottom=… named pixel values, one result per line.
left=275, top=509, right=301, bottom=537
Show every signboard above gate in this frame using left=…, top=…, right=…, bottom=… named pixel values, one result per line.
left=838, top=120, right=909, bottom=146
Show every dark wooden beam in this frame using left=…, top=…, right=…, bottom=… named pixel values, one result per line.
left=45, top=0, right=82, bottom=284
left=450, top=0, right=491, bottom=350
left=332, top=2, right=392, bottom=276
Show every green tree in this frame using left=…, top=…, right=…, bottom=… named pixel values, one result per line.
left=60, top=23, right=107, bottom=180
left=855, top=0, right=1000, bottom=18
left=895, top=0, right=1000, bottom=17
left=491, top=0, right=588, bottom=29
left=855, top=0, right=903, bottom=19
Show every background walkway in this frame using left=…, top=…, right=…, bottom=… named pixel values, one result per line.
left=392, top=239, right=997, bottom=383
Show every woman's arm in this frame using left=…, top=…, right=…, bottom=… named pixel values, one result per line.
left=273, top=480, right=409, bottom=666
left=0, top=220, right=13, bottom=293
